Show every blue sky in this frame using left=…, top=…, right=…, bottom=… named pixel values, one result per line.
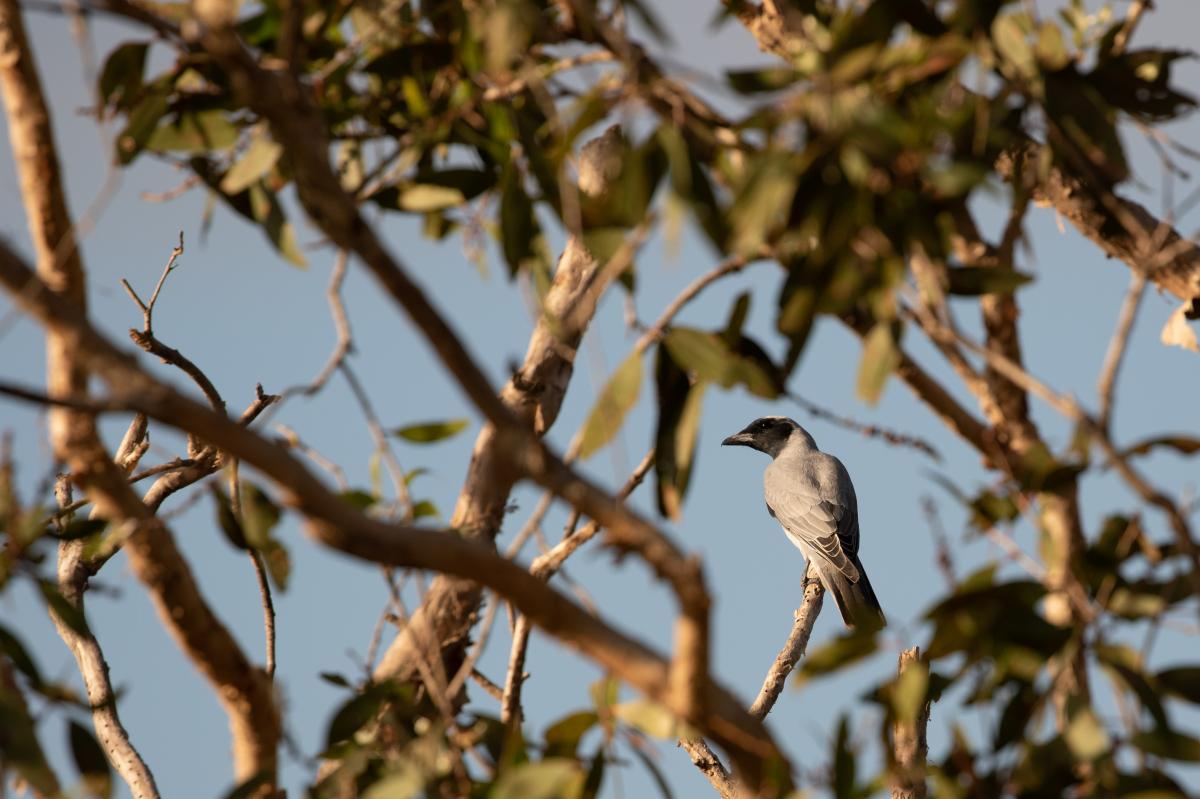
left=2, top=2, right=1199, bottom=797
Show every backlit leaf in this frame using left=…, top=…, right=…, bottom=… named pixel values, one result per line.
left=578, top=352, right=642, bottom=460
left=857, top=322, right=900, bottom=405
left=392, top=419, right=470, bottom=443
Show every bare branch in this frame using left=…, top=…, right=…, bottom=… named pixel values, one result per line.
left=502, top=449, right=655, bottom=726
left=1097, top=272, right=1147, bottom=430
left=890, top=647, right=930, bottom=799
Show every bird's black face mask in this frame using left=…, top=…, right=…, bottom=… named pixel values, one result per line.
left=721, top=417, right=796, bottom=458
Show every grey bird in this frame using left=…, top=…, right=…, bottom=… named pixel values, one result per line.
left=722, top=416, right=886, bottom=630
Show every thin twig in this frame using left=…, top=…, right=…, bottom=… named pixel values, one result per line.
left=501, top=449, right=655, bottom=725
left=1097, top=271, right=1146, bottom=430
left=231, top=459, right=277, bottom=680
left=339, top=363, right=412, bottom=519
left=789, top=392, right=940, bottom=460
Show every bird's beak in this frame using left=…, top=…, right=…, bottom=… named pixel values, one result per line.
left=722, top=432, right=753, bottom=447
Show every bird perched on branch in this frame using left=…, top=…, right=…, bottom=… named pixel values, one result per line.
left=723, top=416, right=886, bottom=630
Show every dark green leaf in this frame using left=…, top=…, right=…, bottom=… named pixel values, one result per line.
left=222, top=772, right=271, bottom=799
left=0, top=624, right=43, bottom=687
left=53, top=518, right=108, bottom=541
left=68, top=720, right=112, bottom=799
left=796, top=629, right=879, bottom=685
left=325, top=687, right=389, bottom=749
left=578, top=351, right=643, bottom=460
left=39, top=581, right=90, bottom=637
left=543, top=710, right=598, bottom=759
left=338, top=490, right=377, bottom=511
left=832, top=715, right=856, bottom=799
left=626, top=739, right=674, bottom=799
left=211, top=486, right=248, bottom=550
left=116, top=87, right=168, bottom=164
left=392, top=419, right=470, bottom=443
left=500, top=160, right=537, bottom=276
left=411, top=500, right=439, bottom=519
left=1132, top=729, right=1200, bottom=762
left=97, top=41, right=148, bottom=111
left=726, top=67, right=801, bottom=93
left=319, top=671, right=352, bottom=689
left=1157, top=667, right=1200, bottom=704
left=945, top=267, right=1034, bottom=296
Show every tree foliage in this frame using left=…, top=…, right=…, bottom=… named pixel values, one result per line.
left=2, top=0, right=1199, bottom=797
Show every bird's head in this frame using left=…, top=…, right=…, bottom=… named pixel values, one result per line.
left=721, top=416, right=816, bottom=459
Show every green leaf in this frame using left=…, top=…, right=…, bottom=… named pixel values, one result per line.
left=362, top=767, right=422, bottom=799
left=612, top=700, right=679, bottom=739
left=491, top=759, right=581, bottom=799
left=1035, top=22, right=1070, bottom=70
left=222, top=773, right=272, bottom=799
left=1157, top=667, right=1200, bottom=704
left=39, top=581, right=90, bottom=637
left=392, top=419, right=470, bottom=443
left=221, top=135, right=284, bottom=195
left=319, top=671, right=352, bottom=689
left=339, top=490, right=377, bottom=511
left=578, top=351, right=643, bottom=460
left=411, top=500, right=439, bottom=519
left=500, top=160, right=537, bottom=276
left=581, top=227, right=630, bottom=266
left=626, top=741, right=674, bottom=799
left=247, top=183, right=307, bottom=268
left=325, top=685, right=390, bottom=749
left=796, top=630, right=879, bottom=686
left=856, top=322, right=900, bottom=405
left=1132, top=729, right=1200, bottom=762
left=211, top=485, right=248, bottom=550
left=240, top=483, right=281, bottom=551
left=147, top=111, right=239, bottom=154
left=589, top=676, right=619, bottom=711
left=654, top=342, right=706, bottom=521
left=52, top=518, right=108, bottom=541
left=543, top=710, right=598, bottom=759
left=728, top=152, right=796, bottom=253
left=0, top=624, right=43, bottom=687
left=116, top=88, right=168, bottom=164
left=725, top=67, right=800, bottom=93
left=992, top=13, right=1035, bottom=78
left=68, top=720, right=113, bottom=799
left=97, top=41, right=148, bottom=111
left=663, top=328, right=777, bottom=398
left=945, top=267, right=1034, bottom=296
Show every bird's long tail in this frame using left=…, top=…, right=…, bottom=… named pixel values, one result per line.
left=820, top=556, right=886, bottom=630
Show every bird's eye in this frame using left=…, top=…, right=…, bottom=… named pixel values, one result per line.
left=757, top=421, right=770, bottom=430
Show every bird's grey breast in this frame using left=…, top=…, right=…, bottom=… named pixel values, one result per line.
left=763, top=451, right=860, bottom=579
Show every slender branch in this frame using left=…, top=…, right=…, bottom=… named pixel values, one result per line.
left=788, top=392, right=940, bottom=461
left=1097, top=272, right=1146, bottom=431
left=502, top=449, right=655, bottom=725
left=231, top=460, right=276, bottom=680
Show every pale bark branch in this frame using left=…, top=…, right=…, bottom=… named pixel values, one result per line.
left=890, top=647, right=930, bottom=799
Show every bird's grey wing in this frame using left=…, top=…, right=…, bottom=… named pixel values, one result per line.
left=764, top=474, right=859, bottom=582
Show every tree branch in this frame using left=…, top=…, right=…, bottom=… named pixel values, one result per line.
left=890, top=647, right=930, bottom=799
